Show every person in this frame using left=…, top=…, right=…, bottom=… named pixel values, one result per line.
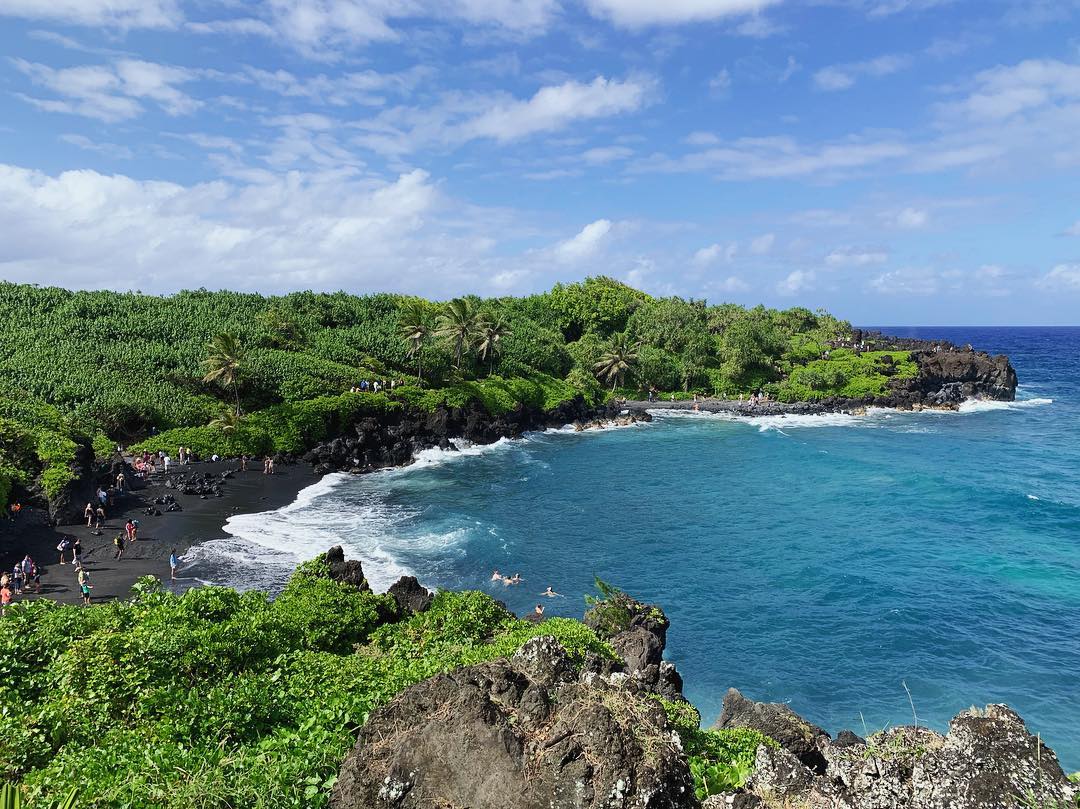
left=94, top=505, right=105, bottom=530
left=113, top=532, right=125, bottom=560
left=9, top=501, right=20, bottom=519
left=11, top=565, right=23, bottom=596
left=72, top=538, right=83, bottom=569
left=263, top=456, right=270, bottom=475
left=125, top=520, right=134, bottom=542
left=84, top=502, right=94, bottom=527
left=79, top=572, right=93, bottom=606
left=373, top=380, right=380, bottom=393
left=170, top=549, right=179, bottom=581
left=130, top=520, right=138, bottom=542
left=20, top=555, right=33, bottom=584
left=211, top=453, right=220, bottom=462
left=30, top=562, right=41, bottom=594
left=57, top=537, right=71, bottom=565
left=240, top=454, right=248, bottom=472
left=97, top=487, right=107, bottom=506
left=541, top=586, right=560, bottom=597
left=491, top=569, right=501, bottom=581
left=116, top=470, right=126, bottom=491
left=533, top=604, right=545, bottom=617
left=163, top=454, right=171, bottom=474
left=1, top=582, right=11, bottom=616
left=267, top=456, right=275, bottom=475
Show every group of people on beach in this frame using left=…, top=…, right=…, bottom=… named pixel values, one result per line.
left=1, top=555, right=42, bottom=614
left=349, top=379, right=402, bottom=394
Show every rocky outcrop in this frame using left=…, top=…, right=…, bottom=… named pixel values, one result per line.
left=903, top=348, right=1018, bottom=403
left=305, top=396, right=608, bottom=476
left=584, top=587, right=685, bottom=702
left=715, top=688, right=829, bottom=774
left=326, top=545, right=371, bottom=593
left=386, top=575, right=433, bottom=615
left=724, top=691, right=1078, bottom=809
left=330, top=636, right=697, bottom=809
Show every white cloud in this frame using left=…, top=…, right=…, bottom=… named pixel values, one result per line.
left=554, top=219, right=613, bottom=261
left=711, top=275, right=750, bottom=293
left=0, top=162, right=531, bottom=296
left=693, top=242, right=737, bottom=264
left=749, top=233, right=775, bottom=254
left=813, top=54, right=911, bottom=92
left=948, top=59, right=1080, bottom=122
left=580, top=145, right=635, bottom=164
left=0, top=0, right=180, bottom=28
left=708, top=69, right=732, bottom=97
left=887, top=207, right=930, bottom=229
left=1036, top=263, right=1080, bottom=291
left=776, top=269, right=814, bottom=295
left=13, top=57, right=199, bottom=121
left=869, top=267, right=940, bottom=295
left=582, top=0, right=781, bottom=27
left=684, top=131, right=720, bottom=146
left=241, top=65, right=428, bottom=106
left=58, top=133, right=134, bottom=159
left=825, top=246, right=888, bottom=266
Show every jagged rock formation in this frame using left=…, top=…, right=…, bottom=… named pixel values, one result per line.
left=386, top=575, right=433, bottom=615
left=330, top=636, right=697, bottom=809
left=326, top=545, right=372, bottom=593
left=305, top=397, right=606, bottom=475
left=718, top=693, right=1077, bottom=809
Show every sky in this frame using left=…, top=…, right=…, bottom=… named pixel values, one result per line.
left=1, top=1, right=1080, bottom=324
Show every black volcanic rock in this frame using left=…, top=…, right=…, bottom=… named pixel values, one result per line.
left=386, top=575, right=433, bottom=615
left=325, top=545, right=371, bottom=592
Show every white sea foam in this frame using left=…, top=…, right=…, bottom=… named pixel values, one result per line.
left=957, top=397, right=1053, bottom=413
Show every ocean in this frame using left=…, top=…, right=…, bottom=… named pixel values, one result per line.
left=183, top=326, right=1080, bottom=770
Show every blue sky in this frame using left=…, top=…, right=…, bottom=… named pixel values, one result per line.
left=2, top=0, right=1080, bottom=323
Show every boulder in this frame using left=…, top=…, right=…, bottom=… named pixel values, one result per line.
left=326, top=545, right=371, bottom=593
left=745, top=703, right=1078, bottom=809
left=714, top=688, right=830, bottom=774
left=386, top=575, right=433, bottom=615
left=330, top=637, right=696, bottom=809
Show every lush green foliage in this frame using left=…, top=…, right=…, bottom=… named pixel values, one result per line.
left=660, top=699, right=779, bottom=800
left=0, top=561, right=614, bottom=809
left=0, top=278, right=875, bottom=507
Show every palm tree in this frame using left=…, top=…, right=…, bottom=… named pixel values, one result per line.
left=397, top=300, right=431, bottom=382
left=594, top=335, right=641, bottom=392
left=474, top=316, right=513, bottom=376
left=434, top=298, right=481, bottom=371
left=209, top=408, right=242, bottom=434
left=202, top=333, right=245, bottom=416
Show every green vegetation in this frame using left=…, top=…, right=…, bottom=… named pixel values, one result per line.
left=660, top=698, right=779, bottom=800
left=0, top=277, right=909, bottom=509
left=0, top=558, right=615, bottom=809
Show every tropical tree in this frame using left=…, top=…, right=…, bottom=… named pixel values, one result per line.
left=593, top=335, right=642, bottom=391
left=397, top=300, right=432, bottom=382
left=434, top=298, right=481, bottom=371
left=474, top=316, right=513, bottom=376
left=209, top=408, right=241, bottom=434
left=202, top=333, right=245, bottom=415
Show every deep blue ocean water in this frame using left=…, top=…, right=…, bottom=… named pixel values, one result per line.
left=187, top=327, right=1080, bottom=769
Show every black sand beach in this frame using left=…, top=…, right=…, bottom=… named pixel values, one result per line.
left=0, top=459, right=318, bottom=604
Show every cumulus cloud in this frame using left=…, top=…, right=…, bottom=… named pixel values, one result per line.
left=581, top=0, right=780, bottom=27
left=947, top=59, right=1080, bottom=122
left=0, top=162, right=535, bottom=296
left=1036, top=263, right=1080, bottom=290
left=0, top=0, right=180, bottom=28
left=554, top=219, right=614, bottom=261
left=889, top=207, right=930, bottom=229
left=776, top=269, right=814, bottom=295
left=693, top=242, right=737, bottom=264
left=869, top=267, right=940, bottom=295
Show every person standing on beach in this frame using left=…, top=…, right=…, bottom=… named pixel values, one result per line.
left=116, top=470, right=126, bottom=491
left=94, top=505, right=105, bottom=530
left=113, top=533, right=125, bottom=560
left=170, top=549, right=179, bottom=581
left=78, top=570, right=92, bottom=605
left=72, top=538, right=83, bottom=569
left=130, top=520, right=138, bottom=542
left=1, top=582, right=11, bottom=615
left=125, top=520, right=134, bottom=543
left=20, top=556, right=33, bottom=585
left=84, top=502, right=93, bottom=527
left=240, top=454, right=248, bottom=472
left=57, top=537, right=71, bottom=565
left=163, top=454, right=171, bottom=474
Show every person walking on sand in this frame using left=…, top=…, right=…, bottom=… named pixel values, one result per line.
left=163, top=454, right=171, bottom=474
left=125, top=520, right=134, bottom=543
left=130, top=520, right=138, bottom=542
left=94, top=505, right=105, bottom=530
left=12, top=565, right=23, bottom=596
left=116, top=470, right=126, bottom=491
left=79, top=573, right=93, bottom=606
left=113, top=532, right=125, bottom=560
left=84, top=502, right=94, bottom=527
left=72, top=538, right=83, bottom=570
left=170, top=549, right=179, bottom=581
left=57, top=537, right=71, bottom=565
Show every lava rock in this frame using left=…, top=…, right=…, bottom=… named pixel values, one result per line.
left=325, top=545, right=371, bottom=592
left=715, top=688, right=830, bottom=774
left=386, top=576, right=433, bottom=615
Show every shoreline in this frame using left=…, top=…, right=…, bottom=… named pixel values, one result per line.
left=0, top=459, right=317, bottom=604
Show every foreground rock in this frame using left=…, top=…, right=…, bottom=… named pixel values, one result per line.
left=330, top=636, right=696, bottom=809
left=726, top=691, right=1077, bottom=809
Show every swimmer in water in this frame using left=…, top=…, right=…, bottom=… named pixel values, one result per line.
left=541, top=586, right=560, bottom=597
left=491, top=569, right=501, bottom=581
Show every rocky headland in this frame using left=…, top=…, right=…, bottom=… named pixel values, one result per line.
left=326, top=548, right=1077, bottom=809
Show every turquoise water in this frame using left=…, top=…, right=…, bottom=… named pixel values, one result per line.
left=190, top=327, right=1080, bottom=769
